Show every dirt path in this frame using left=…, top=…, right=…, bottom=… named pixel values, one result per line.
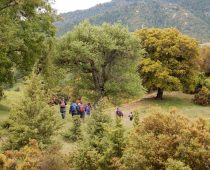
left=103, top=93, right=158, bottom=126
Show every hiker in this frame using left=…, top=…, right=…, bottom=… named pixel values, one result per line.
left=60, top=97, right=67, bottom=119
left=76, top=102, right=81, bottom=114
left=78, top=102, right=85, bottom=121
left=128, top=112, right=133, bottom=121
left=69, top=101, right=77, bottom=117
left=85, top=103, right=92, bottom=116
left=116, top=108, right=123, bottom=118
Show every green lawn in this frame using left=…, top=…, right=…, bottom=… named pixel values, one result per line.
left=0, top=83, right=24, bottom=120
left=0, top=104, right=10, bottom=120
left=1, top=90, right=209, bottom=121
left=110, top=92, right=210, bottom=122
left=141, top=92, right=210, bottom=119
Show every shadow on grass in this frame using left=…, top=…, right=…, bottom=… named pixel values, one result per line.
left=139, top=93, right=210, bottom=118
left=142, top=95, right=195, bottom=109
left=0, top=104, right=10, bottom=116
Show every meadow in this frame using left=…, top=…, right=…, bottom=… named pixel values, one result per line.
left=1, top=85, right=209, bottom=124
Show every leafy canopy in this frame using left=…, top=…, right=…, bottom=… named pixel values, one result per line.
left=0, top=0, right=56, bottom=88
left=136, top=28, right=199, bottom=99
left=56, top=21, right=144, bottom=104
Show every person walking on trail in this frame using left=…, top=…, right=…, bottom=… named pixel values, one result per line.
left=85, top=103, right=92, bottom=116
left=128, top=112, right=133, bottom=121
left=76, top=102, right=81, bottom=115
left=70, top=101, right=77, bottom=117
left=116, top=108, right=123, bottom=118
left=77, top=102, right=85, bottom=121
left=60, top=97, right=67, bottom=119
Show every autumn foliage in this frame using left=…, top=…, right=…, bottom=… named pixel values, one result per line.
left=136, top=28, right=199, bottom=99
left=122, top=111, right=210, bottom=170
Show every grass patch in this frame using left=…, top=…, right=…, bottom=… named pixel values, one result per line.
left=137, top=92, right=210, bottom=119
left=0, top=83, right=24, bottom=120
left=0, top=104, right=10, bottom=120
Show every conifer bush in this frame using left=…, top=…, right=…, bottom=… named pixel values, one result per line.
left=68, top=100, right=127, bottom=170
left=68, top=100, right=118, bottom=170
left=2, top=74, right=60, bottom=150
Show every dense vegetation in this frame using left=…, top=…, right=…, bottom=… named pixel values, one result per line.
left=0, top=0, right=56, bottom=98
left=193, top=45, right=210, bottom=106
left=0, top=1, right=210, bottom=170
left=1, top=108, right=209, bottom=170
left=55, top=21, right=144, bottom=104
left=1, top=74, right=60, bottom=150
left=136, top=28, right=199, bottom=99
left=55, top=0, right=210, bottom=42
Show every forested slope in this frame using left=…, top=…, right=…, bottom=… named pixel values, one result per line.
left=55, top=0, right=210, bottom=42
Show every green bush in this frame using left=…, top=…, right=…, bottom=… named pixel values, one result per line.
left=166, top=159, right=191, bottom=170
left=193, top=87, right=210, bottom=106
left=204, top=77, right=210, bottom=90
left=2, top=74, right=60, bottom=150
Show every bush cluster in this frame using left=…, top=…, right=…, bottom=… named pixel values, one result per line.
left=0, top=140, right=69, bottom=170
left=122, top=111, right=210, bottom=170
left=66, top=107, right=210, bottom=170
left=193, top=87, right=210, bottom=106
left=1, top=109, right=209, bottom=170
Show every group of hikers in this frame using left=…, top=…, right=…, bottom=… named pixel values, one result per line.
left=59, top=97, right=92, bottom=119
left=59, top=97, right=133, bottom=121
left=116, top=107, right=134, bottom=121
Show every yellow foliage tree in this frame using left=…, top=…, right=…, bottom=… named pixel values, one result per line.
left=136, top=28, right=199, bottom=99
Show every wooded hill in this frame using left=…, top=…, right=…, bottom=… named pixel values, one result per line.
left=55, top=0, right=210, bottom=43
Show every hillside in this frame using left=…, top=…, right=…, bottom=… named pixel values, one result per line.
left=55, top=0, right=210, bottom=42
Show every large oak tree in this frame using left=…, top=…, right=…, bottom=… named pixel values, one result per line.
left=56, top=21, right=144, bottom=104
left=136, top=28, right=199, bottom=99
left=0, top=0, right=56, bottom=93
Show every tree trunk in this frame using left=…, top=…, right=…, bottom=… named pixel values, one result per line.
left=93, top=95, right=103, bottom=109
left=156, top=88, right=163, bottom=100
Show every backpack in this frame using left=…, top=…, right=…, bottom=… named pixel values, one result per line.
left=79, top=104, right=85, bottom=112
left=86, top=105, right=90, bottom=112
left=76, top=105, right=80, bottom=112
left=71, top=103, right=77, bottom=112
left=60, top=100, right=66, bottom=108
left=117, top=110, right=123, bottom=117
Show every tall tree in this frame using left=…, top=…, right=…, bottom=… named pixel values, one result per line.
left=136, top=28, right=199, bottom=99
left=55, top=21, right=144, bottom=104
left=0, top=0, right=56, bottom=92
